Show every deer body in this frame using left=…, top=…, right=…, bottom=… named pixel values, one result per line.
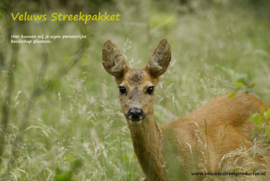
left=102, top=39, right=270, bottom=180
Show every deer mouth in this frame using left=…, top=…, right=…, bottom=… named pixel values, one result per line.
left=128, top=117, right=143, bottom=124
left=128, top=116, right=143, bottom=124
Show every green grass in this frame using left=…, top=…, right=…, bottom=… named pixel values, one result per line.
left=0, top=0, right=270, bottom=180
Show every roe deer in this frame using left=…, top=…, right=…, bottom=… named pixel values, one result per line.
left=102, top=39, right=270, bottom=180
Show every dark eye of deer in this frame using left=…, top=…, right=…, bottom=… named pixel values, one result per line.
left=119, top=86, right=126, bottom=95
left=146, top=86, right=154, bottom=95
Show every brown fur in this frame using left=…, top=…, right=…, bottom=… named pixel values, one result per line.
left=102, top=39, right=270, bottom=181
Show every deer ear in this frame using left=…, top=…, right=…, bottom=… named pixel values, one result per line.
left=146, top=39, right=171, bottom=77
left=102, top=40, right=128, bottom=77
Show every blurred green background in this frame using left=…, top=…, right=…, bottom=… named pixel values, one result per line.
left=0, top=0, right=270, bottom=180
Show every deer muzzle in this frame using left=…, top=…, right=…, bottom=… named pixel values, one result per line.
left=126, top=107, right=146, bottom=124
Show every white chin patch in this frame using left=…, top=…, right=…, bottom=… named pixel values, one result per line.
left=129, top=120, right=142, bottom=125
left=129, top=117, right=143, bottom=125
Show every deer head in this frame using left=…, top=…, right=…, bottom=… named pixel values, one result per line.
left=102, top=39, right=171, bottom=125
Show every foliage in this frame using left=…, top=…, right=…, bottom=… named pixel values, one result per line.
left=217, top=65, right=255, bottom=99
left=54, top=159, right=83, bottom=181
left=250, top=108, right=270, bottom=144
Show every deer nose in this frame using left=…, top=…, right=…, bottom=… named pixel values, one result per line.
left=126, top=108, right=146, bottom=121
left=130, top=108, right=142, bottom=117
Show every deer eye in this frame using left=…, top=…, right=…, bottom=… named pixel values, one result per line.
left=146, top=86, right=154, bottom=95
left=118, top=86, right=126, bottom=95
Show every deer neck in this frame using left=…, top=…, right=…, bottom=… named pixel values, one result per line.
left=128, top=116, right=166, bottom=180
